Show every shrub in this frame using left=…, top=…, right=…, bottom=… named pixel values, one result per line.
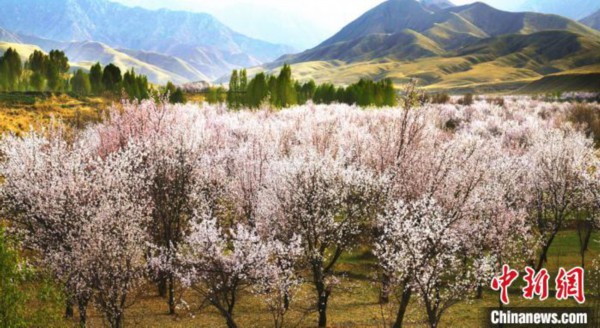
left=458, top=93, right=474, bottom=106
left=0, top=227, right=27, bottom=328
left=0, top=227, right=65, bottom=328
left=569, top=103, right=600, bottom=146
left=486, top=96, right=505, bottom=107
left=430, top=93, right=450, bottom=104
left=169, top=88, right=186, bottom=104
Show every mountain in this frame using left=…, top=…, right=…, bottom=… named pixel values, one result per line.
left=118, top=49, right=210, bottom=83
left=581, top=10, right=600, bottom=30
left=162, top=44, right=262, bottom=80
left=518, top=0, right=600, bottom=20
left=311, top=0, right=597, bottom=52
left=60, top=41, right=206, bottom=84
left=0, top=41, right=43, bottom=60
left=261, top=0, right=600, bottom=93
left=208, top=3, right=322, bottom=50
left=421, top=0, right=454, bottom=10
left=0, top=27, right=210, bottom=84
left=277, top=0, right=600, bottom=65
left=0, top=28, right=21, bottom=44
left=520, top=72, right=600, bottom=93
left=0, top=0, right=294, bottom=79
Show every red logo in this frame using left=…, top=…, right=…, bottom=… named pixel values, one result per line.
left=491, top=264, right=519, bottom=304
left=522, top=267, right=549, bottom=301
left=556, top=267, right=585, bottom=304
left=491, top=265, right=586, bottom=304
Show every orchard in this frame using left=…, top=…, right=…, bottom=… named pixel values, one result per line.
left=1, top=96, right=600, bottom=327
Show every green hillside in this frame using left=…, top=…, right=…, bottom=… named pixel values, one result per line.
left=249, top=29, right=600, bottom=93
left=261, top=0, right=600, bottom=93
left=520, top=73, right=600, bottom=93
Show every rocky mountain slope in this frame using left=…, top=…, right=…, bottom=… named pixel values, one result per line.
left=0, top=0, right=293, bottom=80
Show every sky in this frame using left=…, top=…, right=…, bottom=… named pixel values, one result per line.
left=112, top=0, right=526, bottom=49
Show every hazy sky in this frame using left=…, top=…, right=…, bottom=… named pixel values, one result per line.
left=112, top=0, right=526, bottom=49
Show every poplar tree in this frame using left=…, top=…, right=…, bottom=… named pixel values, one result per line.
left=245, top=72, right=268, bottom=108
left=71, top=69, right=91, bottom=95
left=276, top=64, right=297, bottom=108
left=227, top=70, right=240, bottom=109
left=102, top=64, right=122, bottom=92
left=123, top=68, right=141, bottom=99
left=47, top=50, right=69, bottom=91
left=27, top=50, right=46, bottom=91
left=240, top=69, right=248, bottom=93
left=0, top=48, right=23, bottom=91
left=89, top=62, right=103, bottom=95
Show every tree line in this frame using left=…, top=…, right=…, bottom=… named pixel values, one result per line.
left=220, top=64, right=397, bottom=109
left=0, top=47, right=150, bottom=99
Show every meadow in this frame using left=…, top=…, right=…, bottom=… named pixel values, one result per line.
left=1, top=94, right=600, bottom=328
left=0, top=93, right=109, bottom=134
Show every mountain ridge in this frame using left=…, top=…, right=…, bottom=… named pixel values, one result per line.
left=258, top=0, right=600, bottom=92
left=0, top=0, right=293, bottom=80
left=310, top=0, right=600, bottom=57
left=581, top=10, right=600, bottom=30
left=0, top=28, right=210, bottom=84
left=517, top=0, right=600, bottom=20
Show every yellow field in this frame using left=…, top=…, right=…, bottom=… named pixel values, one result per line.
left=0, top=94, right=111, bottom=135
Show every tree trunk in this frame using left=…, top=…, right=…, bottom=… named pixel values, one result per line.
left=78, top=299, right=88, bottom=327
left=168, top=275, right=176, bottom=315
left=225, top=313, right=238, bottom=328
left=392, top=286, right=412, bottom=328
left=476, top=285, right=483, bottom=299
left=109, top=313, right=124, bottom=328
left=316, top=283, right=331, bottom=328
left=380, top=272, right=391, bottom=304
left=426, top=306, right=438, bottom=328
left=536, top=245, right=549, bottom=271
left=157, top=276, right=167, bottom=298
left=283, top=292, right=290, bottom=311
left=65, top=299, right=74, bottom=318
left=317, top=293, right=329, bottom=328
left=536, top=233, right=557, bottom=271
left=578, top=220, right=592, bottom=269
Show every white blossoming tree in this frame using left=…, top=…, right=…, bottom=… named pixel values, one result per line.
left=258, top=153, right=383, bottom=328
left=173, top=214, right=301, bottom=328
left=0, top=128, right=150, bottom=328
left=525, top=129, right=596, bottom=270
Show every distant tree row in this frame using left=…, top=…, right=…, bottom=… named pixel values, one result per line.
left=0, top=47, right=150, bottom=100
left=204, top=86, right=228, bottom=104
left=73, top=63, right=149, bottom=99
left=164, top=82, right=186, bottom=104
left=313, top=78, right=397, bottom=107
left=223, top=64, right=397, bottom=109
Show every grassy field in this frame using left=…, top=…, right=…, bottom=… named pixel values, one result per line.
left=0, top=93, right=111, bottom=135
left=60, top=231, right=597, bottom=328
